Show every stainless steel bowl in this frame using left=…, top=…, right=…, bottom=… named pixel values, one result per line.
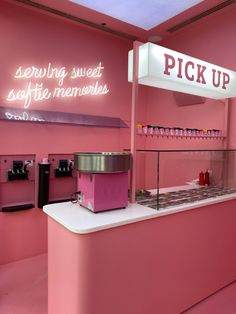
left=74, top=152, right=131, bottom=173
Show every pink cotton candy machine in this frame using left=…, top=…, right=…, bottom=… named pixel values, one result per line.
left=74, top=152, right=131, bottom=213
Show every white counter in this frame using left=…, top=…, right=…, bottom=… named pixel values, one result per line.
left=43, top=190, right=236, bottom=234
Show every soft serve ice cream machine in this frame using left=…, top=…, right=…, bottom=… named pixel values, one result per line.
left=74, top=152, right=131, bottom=213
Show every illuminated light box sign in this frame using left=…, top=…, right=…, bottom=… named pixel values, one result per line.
left=6, top=62, right=109, bottom=109
left=0, top=106, right=128, bottom=128
left=128, top=43, right=236, bottom=99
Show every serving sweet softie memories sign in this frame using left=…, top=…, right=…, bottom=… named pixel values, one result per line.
left=6, top=62, right=109, bottom=109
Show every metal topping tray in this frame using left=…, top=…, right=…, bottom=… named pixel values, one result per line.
left=137, top=186, right=236, bottom=210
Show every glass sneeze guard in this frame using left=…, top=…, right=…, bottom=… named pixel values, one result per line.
left=135, top=149, right=236, bottom=210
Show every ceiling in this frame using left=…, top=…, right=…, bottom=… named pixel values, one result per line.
left=69, top=0, right=204, bottom=31
left=14, top=0, right=236, bottom=42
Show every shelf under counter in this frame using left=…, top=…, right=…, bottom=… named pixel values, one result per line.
left=43, top=185, right=236, bottom=234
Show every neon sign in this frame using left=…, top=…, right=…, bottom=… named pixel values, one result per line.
left=6, top=62, right=109, bottom=108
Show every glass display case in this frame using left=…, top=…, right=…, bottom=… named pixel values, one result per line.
left=135, top=149, right=236, bottom=210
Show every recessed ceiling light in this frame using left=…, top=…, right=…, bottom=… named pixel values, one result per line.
left=69, top=0, right=203, bottom=30
left=148, top=35, right=162, bottom=43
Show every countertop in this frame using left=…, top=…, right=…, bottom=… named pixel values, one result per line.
left=43, top=185, right=236, bottom=234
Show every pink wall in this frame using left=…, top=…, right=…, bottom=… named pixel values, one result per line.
left=161, top=3, right=236, bottom=148
left=0, top=0, right=132, bottom=264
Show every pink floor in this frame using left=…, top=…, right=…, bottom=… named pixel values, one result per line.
left=183, top=281, right=236, bottom=314
left=0, top=254, right=47, bottom=314
left=0, top=253, right=235, bottom=314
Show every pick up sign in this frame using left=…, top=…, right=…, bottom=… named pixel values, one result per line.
left=128, top=43, right=236, bottom=99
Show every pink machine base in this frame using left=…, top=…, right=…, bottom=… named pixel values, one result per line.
left=77, top=172, right=128, bottom=213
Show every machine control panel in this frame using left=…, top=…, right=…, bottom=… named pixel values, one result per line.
left=54, top=159, right=74, bottom=178
left=7, top=160, right=33, bottom=181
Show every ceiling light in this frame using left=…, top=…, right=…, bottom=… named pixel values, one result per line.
left=69, top=0, right=204, bottom=30
left=148, top=35, right=162, bottom=43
